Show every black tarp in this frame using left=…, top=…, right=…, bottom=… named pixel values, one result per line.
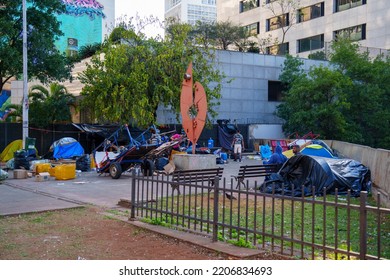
left=217, top=119, right=237, bottom=151
left=262, top=154, right=371, bottom=197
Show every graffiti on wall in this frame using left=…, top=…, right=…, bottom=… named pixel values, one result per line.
left=61, top=0, right=106, bottom=20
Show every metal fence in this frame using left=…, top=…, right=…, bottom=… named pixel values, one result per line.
left=129, top=173, right=390, bottom=260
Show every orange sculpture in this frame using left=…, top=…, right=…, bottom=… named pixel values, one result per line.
left=180, top=62, right=207, bottom=154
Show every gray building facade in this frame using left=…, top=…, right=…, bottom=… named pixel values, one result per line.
left=157, top=49, right=329, bottom=125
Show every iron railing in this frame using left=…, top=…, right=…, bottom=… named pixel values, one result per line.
left=129, top=173, right=390, bottom=260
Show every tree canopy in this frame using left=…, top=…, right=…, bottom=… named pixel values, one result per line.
left=28, top=83, right=75, bottom=128
left=0, top=0, right=73, bottom=92
left=79, top=20, right=226, bottom=126
left=276, top=40, right=390, bottom=149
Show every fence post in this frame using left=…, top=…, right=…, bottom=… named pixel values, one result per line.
left=212, top=176, right=220, bottom=242
left=129, top=169, right=136, bottom=221
left=359, top=191, right=368, bottom=259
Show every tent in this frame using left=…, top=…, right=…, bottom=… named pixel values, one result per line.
left=262, top=154, right=371, bottom=197
left=301, top=144, right=337, bottom=158
left=50, top=137, right=84, bottom=160
left=0, top=139, right=23, bottom=162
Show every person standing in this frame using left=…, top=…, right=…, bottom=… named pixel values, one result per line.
left=232, top=130, right=244, bottom=162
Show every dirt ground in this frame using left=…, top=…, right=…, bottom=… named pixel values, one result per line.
left=0, top=206, right=287, bottom=260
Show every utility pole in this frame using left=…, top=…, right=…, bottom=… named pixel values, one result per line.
left=22, top=0, right=29, bottom=149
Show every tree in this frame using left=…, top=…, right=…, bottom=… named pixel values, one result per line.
left=28, top=83, right=75, bottom=127
left=79, top=19, right=226, bottom=126
left=188, top=20, right=251, bottom=51
left=329, top=39, right=390, bottom=147
left=276, top=59, right=352, bottom=139
left=263, top=0, right=301, bottom=48
left=276, top=40, right=390, bottom=149
left=0, top=0, right=73, bottom=93
left=188, top=20, right=217, bottom=49
left=214, top=21, right=244, bottom=50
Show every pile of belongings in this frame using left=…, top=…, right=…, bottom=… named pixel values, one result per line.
left=262, top=154, right=371, bottom=197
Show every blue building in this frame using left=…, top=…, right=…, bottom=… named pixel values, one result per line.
left=56, top=0, right=115, bottom=55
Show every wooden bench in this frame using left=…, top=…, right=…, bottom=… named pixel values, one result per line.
left=232, top=164, right=279, bottom=189
left=170, top=167, right=224, bottom=194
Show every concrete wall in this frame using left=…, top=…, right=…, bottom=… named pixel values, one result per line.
left=326, top=140, right=390, bottom=207
left=156, top=49, right=329, bottom=125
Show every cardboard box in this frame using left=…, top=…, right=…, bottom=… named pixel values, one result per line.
left=13, top=169, right=27, bottom=179
left=163, top=162, right=175, bottom=174
left=35, top=172, right=50, bottom=182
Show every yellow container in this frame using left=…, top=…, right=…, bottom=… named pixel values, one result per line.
left=90, top=153, right=96, bottom=169
left=169, top=150, right=186, bottom=161
left=48, top=166, right=56, bottom=177
left=35, top=163, right=51, bottom=174
left=54, top=164, right=76, bottom=180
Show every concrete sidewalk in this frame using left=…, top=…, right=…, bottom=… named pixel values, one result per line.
left=0, top=155, right=274, bottom=259
left=0, top=154, right=266, bottom=215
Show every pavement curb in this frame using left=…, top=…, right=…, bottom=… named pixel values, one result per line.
left=103, top=212, right=274, bottom=259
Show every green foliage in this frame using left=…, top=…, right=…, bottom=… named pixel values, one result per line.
left=0, top=0, right=73, bottom=92
left=28, top=83, right=75, bottom=128
left=78, top=43, right=102, bottom=60
left=186, top=19, right=258, bottom=52
left=79, top=19, right=226, bottom=126
left=276, top=40, right=390, bottom=149
left=308, top=51, right=327, bottom=61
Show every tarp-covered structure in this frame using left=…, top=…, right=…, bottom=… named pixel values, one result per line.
left=0, top=139, right=23, bottom=162
left=49, top=137, right=84, bottom=160
left=217, top=119, right=237, bottom=151
left=301, top=144, right=337, bottom=158
left=263, top=155, right=371, bottom=197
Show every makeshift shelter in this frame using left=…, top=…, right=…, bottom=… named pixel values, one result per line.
left=0, top=140, right=23, bottom=162
left=262, top=154, right=371, bottom=197
left=301, top=144, right=337, bottom=158
left=50, top=137, right=84, bottom=160
left=217, top=119, right=237, bottom=151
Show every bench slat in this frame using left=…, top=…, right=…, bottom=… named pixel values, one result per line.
left=233, top=164, right=278, bottom=189
left=170, top=168, right=224, bottom=194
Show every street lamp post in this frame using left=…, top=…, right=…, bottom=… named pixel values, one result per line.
left=22, top=0, right=29, bottom=149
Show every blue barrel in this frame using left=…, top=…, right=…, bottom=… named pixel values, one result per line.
left=220, top=153, right=227, bottom=161
left=207, top=138, right=214, bottom=148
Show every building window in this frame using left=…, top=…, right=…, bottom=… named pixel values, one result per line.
left=335, top=0, right=366, bottom=12
left=239, top=0, right=259, bottom=13
left=202, top=0, right=216, bottom=5
left=243, top=22, right=259, bottom=36
left=266, top=42, right=289, bottom=55
left=266, top=13, right=289, bottom=31
left=298, top=2, right=324, bottom=23
left=268, top=81, right=284, bottom=102
left=166, top=0, right=182, bottom=11
left=334, top=24, right=366, bottom=41
left=297, top=34, right=324, bottom=53
left=188, top=4, right=216, bottom=25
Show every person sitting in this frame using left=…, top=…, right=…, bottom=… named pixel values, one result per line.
left=263, top=145, right=288, bottom=171
left=292, top=144, right=301, bottom=155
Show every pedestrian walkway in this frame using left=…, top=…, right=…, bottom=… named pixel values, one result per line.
left=0, top=154, right=265, bottom=216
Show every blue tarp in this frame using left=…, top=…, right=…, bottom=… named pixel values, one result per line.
left=52, top=138, right=84, bottom=160
left=260, top=145, right=272, bottom=159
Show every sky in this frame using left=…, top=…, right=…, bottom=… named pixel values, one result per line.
left=115, top=0, right=165, bottom=38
